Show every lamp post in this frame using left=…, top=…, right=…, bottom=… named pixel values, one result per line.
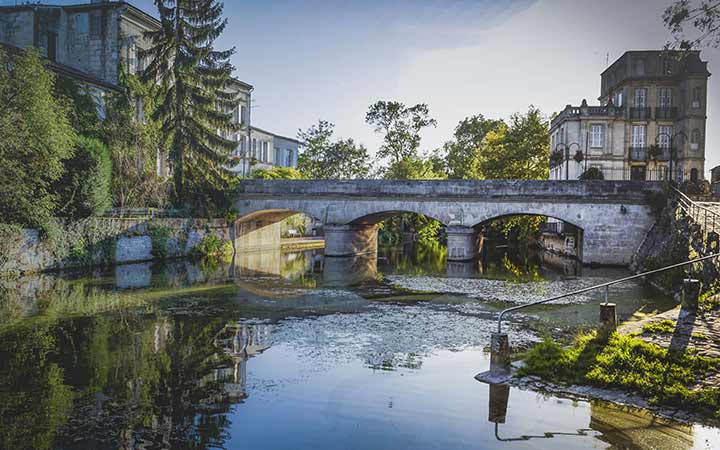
left=655, top=130, right=687, bottom=183
left=559, top=142, right=581, bottom=180
left=554, top=143, right=567, bottom=181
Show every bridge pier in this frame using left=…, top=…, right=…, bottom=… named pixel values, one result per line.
left=323, top=224, right=379, bottom=257
left=446, top=226, right=479, bottom=261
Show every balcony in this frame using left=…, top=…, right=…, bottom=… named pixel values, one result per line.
left=655, top=107, right=677, bottom=121
left=629, top=147, right=648, bottom=161
left=648, top=146, right=672, bottom=161
left=629, top=107, right=651, bottom=120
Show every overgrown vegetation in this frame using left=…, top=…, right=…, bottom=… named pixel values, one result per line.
left=192, top=235, right=233, bottom=261
left=519, top=331, right=720, bottom=417
left=641, top=319, right=677, bottom=335
left=148, top=224, right=173, bottom=259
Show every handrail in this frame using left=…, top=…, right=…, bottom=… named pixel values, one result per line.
left=496, top=252, right=719, bottom=333
left=670, top=185, right=719, bottom=236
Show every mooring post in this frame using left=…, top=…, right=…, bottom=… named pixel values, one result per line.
left=488, top=384, right=510, bottom=424
left=490, top=332, right=510, bottom=374
left=682, top=279, right=701, bottom=310
left=599, top=303, right=617, bottom=330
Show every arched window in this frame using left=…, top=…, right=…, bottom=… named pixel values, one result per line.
left=692, top=87, right=702, bottom=108
left=691, top=129, right=702, bottom=150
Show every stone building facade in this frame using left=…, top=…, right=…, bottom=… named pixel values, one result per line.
left=550, top=51, right=710, bottom=183
left=0, top=0, right=300, bottom=177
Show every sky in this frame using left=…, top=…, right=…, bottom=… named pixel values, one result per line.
left=5, top=0, right=720, bottom=176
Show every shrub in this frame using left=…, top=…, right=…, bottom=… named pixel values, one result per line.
left=56, top=136, right=112, bottom=219
left=148, top=224, right=172, bottom=259
left=578, top=167, right=604, bottom=180
left=192, top=234, right=233, bottom=260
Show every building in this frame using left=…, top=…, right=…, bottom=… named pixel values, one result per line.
left=550, top=50, right=710, bottom=183
left=712, top=165, right=720, bottom=195
left=0, top=0, right=300, bottom=176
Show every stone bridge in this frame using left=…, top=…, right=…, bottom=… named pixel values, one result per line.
left=232, top=180, right=663, bottom=266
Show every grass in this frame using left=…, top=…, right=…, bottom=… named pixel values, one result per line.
left=518, top=331, right=720, bottom=417
left=642, top=319, right=677, bottom=335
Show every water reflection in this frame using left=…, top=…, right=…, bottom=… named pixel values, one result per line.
left=484, top=382, right=696, bottom=449
left=0, top=245, right=714, bottom=450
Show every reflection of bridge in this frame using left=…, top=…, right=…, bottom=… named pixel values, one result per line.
left=212, top=323, right=272, bottom=400
left=233, top=180, right=662, bottom=266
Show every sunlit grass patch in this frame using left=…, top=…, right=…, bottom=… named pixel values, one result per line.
left=518, top=331, right=720, bottom=417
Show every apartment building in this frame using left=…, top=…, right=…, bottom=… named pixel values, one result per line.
left=0, top=0, right=300, bottom=176
left=550, top=50, right=710, bottom=183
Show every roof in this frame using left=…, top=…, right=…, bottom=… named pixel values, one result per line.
left=251, top=126, right=301, bottom=144
left=0, top=2, right=161, bottom=29
left=229, top=77, right=254, bottom=91
left=0, top=42, right=121, bottom=92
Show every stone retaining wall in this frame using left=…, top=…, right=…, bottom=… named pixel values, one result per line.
left=0, top=217, right=232, bottom=277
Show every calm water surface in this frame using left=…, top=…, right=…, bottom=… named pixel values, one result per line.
left=1, top=245, right=718, bottom=450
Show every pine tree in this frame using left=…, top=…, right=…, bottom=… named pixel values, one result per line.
left=142, top=0, right=237, bottom=209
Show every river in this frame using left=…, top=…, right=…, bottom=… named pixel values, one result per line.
left=0, top=244, right=718, bottom=450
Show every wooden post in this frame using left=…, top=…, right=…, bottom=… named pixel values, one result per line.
left=490, top=332, right=510, bottom=374
left=682, top=279, right=701, bottom=310
left=600, top=303, right=617, bottom=330
left=488, top=384, right=510, bottom=424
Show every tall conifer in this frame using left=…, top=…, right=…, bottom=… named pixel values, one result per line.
left=142, top=0, right=237, bottom=208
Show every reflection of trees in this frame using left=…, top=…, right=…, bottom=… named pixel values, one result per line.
left=378, top=241, right=447, bottom=276
left=0, top=311, right=265, bottom=450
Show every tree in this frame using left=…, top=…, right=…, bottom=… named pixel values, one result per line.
left=477, top=106, right=549, bottom=180
left=441, top=115, right=506, bottom=179
left=141, top=0, right=237, bottom=209
left=297, top=120, right=370, bottom=179
left=0, top=49, right=76, bottom=230
left=664, top=1, right=720, bottom=50
left=104, top=69, right=170, bottom=209
left=55, top=136, right=112, bottom=219
left=366, top=101, right=436, bottom=164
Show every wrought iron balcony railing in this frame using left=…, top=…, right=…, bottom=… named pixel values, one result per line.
left=629, top=146, right=648, bottom=161
left=655, top=107, right=677, bottom=120
left=629, top=107, right=651, bottom=120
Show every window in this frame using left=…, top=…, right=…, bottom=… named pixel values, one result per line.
left=658, top=87, right=672, bottom=107
left=632, top=125, right=646, bottom=147
left=590, top=124, right=604, bottom=148
left=634, top=88, right=647, bottom=108
left=286, top=149, right=294, bottom=167
left=691, top=128, right=701, bottom=151
left=658, top=125, right=673, bottom=148
left=136, top=97, right=145, bottom=124
left=240, top=105, right=247, bottom=125
left=692, top=87, right=702, bottom=108
left=662, top=58, right=672, bottom=75
left=127, top=44, right=137, bottom=74
left=74, top=13, right=89, bottom=34
left=635, top=58, right=645, bottom=75
left=233, top=105, right=240, bottom=124
left=614, top=91, right=623, bottom=107
left=252, top=138, right=257, bottom=158
left=46, top=32, right=57, bottom=62
left=274, top=147, right=281, bottom=165
left=240, top=136, right=246, bottom=155
left=262, top=142, right=268, bottom=162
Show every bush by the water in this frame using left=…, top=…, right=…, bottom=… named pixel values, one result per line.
left=192, top=235, right=233, bottom=260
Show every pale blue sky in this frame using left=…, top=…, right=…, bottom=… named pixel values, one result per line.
left=5, top=0, right=719, bottom=175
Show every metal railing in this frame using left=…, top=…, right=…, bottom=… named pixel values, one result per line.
left=672, top=185, right=719, bottom=234
left=496, top=253, right=720, bottom=333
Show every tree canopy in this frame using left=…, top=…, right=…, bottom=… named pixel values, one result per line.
left=440, top=114, right=506, bottom=179
left=297, top=120, right=370, bottom=179
left=664, top=0, right=720, bottom=49
left=366, top=101, right=436, bottom=164
left=0, top=49, right=76, bottom=230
